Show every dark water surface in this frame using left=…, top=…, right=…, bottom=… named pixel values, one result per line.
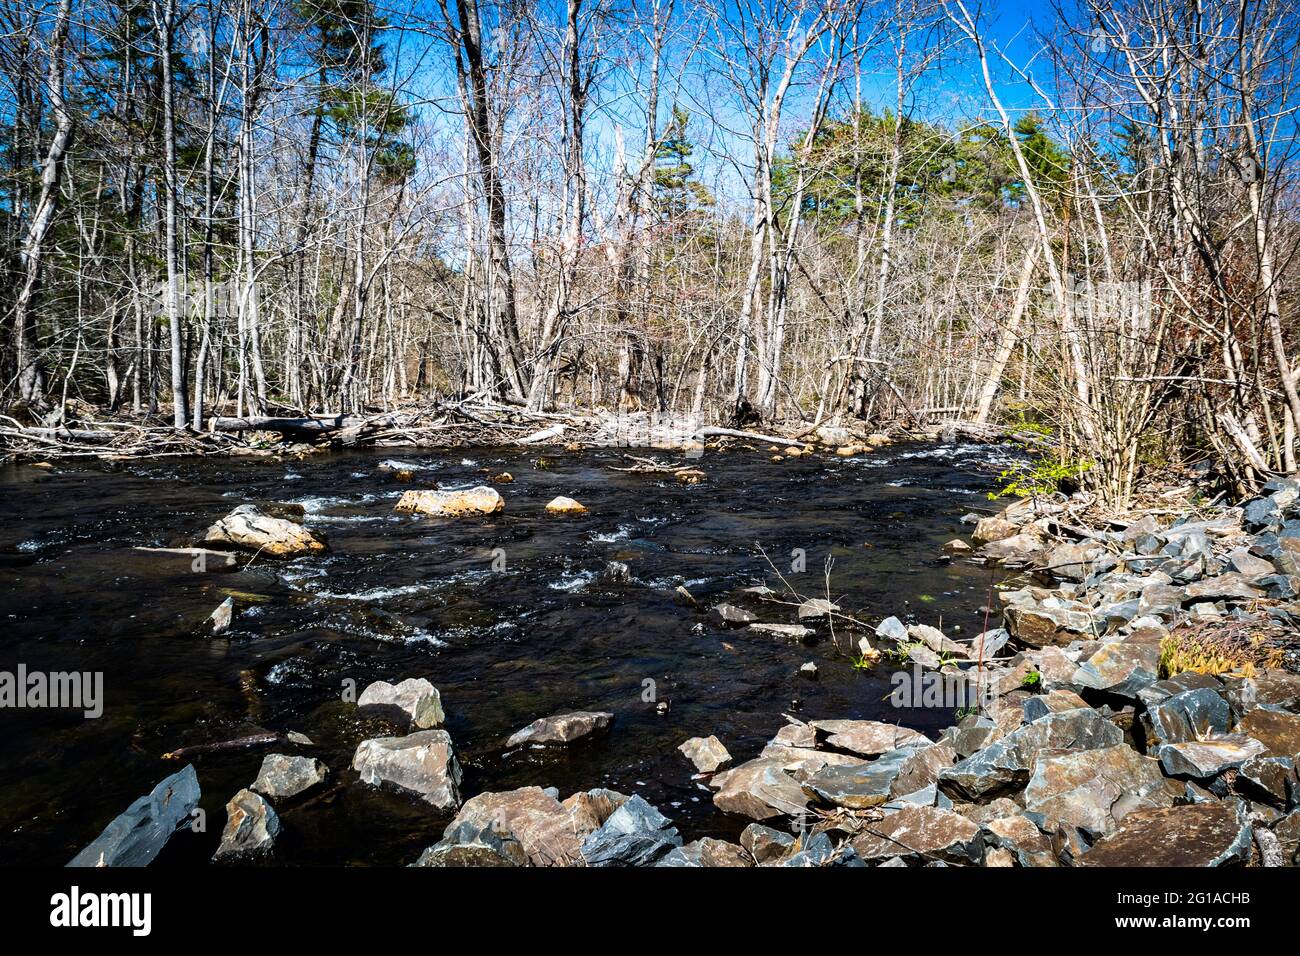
left=0, top=440, right=1026, bottom=866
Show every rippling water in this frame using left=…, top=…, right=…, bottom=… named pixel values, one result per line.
left=0, top=440, right=1026, bottom=865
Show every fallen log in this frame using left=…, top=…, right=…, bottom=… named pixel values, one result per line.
left=209, top=415, right=351, bottom=438
left=694, top=426, right=804, bottom=447
left=161, top=731, right=289, bottom=761
left=519, top=423, right=567, bottom=444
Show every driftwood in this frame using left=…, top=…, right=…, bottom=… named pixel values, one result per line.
left=694, top=425, right=804, bottom=447
left=161, top=731, right=288, bottom=761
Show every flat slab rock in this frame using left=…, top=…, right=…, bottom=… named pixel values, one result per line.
left=1236, top=707, right=1300, bottom=756
left=657, top=837, right=752, bottom=867
left=811, top=719, right=930, bottom=757
left=505, top=710, right=613, bottom=748
left=711, top=757, right=817, bottom=821
left=802, top=748, right=915, bottom=810
left=357, top=677, right=445, bottom=730
left=1077, top=803, right=1253, bottom=867
left=352, top=730, right=462, bottom=809
left=1071, top=639, right=1160, bottom=699
left=251, top=753, right=328, bottom=801
left=849, top=805, right=984, bottom=865
left=938, top=708, right=1123, bottom=801
left=1158, top=734, right=1268, bottom=779
left=68, top=764, right=201, bottom=867
left=1023, top=744, right=1177, bottom=836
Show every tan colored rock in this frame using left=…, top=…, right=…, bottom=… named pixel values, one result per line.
left=850, top=806, right=983, bottom=864
left=1077, top=803, right=1252, bottom=867
left=203, top=504, right=326, bottom=557
left=544, top=495, right=588, bottom=514
left=1024, top=744, right=1177, bottom=835
left=678, top=735, right=731, bottom=773
left=394, top=486, right=504, bottom=517
left=811, top=719, right=930, bottom=757
left=443, top=786, right=609, bottom=866
left=973, top=515, right=1019, bottom=545
left=1237, top=707, right=1300, bottom=756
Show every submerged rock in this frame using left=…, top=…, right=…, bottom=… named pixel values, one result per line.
left=357, top=677, right=445, bottom=730
left=213, top=789, right=279, bottom=861
left=505, top=710, right=613, bottom=748
left=748, top=622, right=813, bottom=641
left=68, top=765, right=201, bottom=867
left=678, top=735, right=731, bottom=774
left=394, top=486, right=504, bottom=517
left=203, top=504, right=326, bottom=557
left=352, top=730, right=462, bottom=809
left=251, top=754, right=328, bottom=801
left=1077, top=803, right=1253, bottom=867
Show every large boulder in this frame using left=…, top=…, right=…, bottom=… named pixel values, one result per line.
left=251, top=754, right=328, bottom=801
left=580, top=795, right=681, bottom=866
left=212, top=789, right=279, bottom=861
left=973, top=516, right=1019, bottom=545
left=202, top=504, right=326, bottom=557
left=505, top=710, right=613, bottom=748
left=357, top=677, right=445, bottom=730
left=849, top=806, right=984, bottom=865
left=394, top=486, right=503, bottom=517
left=352, top=730, right=462, bottom=809
left=67, top=765, right=201, bottom=867
left=1022, top=744, right=1176, bottom=835
left=1077, top=803, right=1253, bottom=867
left=1043, top=541, right=1109, bottom=583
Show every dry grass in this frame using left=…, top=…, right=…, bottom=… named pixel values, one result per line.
left=1160, top=616, right=1290, bottom=679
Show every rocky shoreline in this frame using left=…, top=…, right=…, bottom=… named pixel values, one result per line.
left=70, top=466, right=1300, bottom=868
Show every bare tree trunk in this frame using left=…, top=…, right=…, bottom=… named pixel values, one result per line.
left=11, top=0, right=74, bottom=408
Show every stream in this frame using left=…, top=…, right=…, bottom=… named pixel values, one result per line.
left=0, top=439, right=1027, bottom=865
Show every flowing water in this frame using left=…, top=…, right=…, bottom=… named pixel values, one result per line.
left=0, top=440, right=1027, bottom=866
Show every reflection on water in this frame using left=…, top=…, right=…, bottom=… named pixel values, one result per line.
left=0, top=441, right=1023, bottom=865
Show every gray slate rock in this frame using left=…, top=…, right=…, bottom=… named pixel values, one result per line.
left=505, top=710, right=613, bottom=748
left=213, top=788, right=279, bottom=861
left=352, top=730, right=463, bottom=809
left=581, top=795, right=682, bottom=866
left=68, top=765, right=201, bottom=867
left=251, top=753, right=328, bottom=801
